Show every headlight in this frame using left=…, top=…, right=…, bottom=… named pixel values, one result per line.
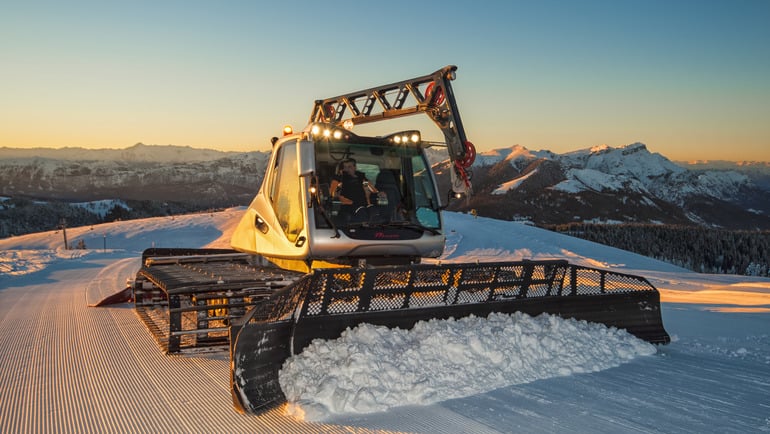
left=384, top=130, right=421, bottom=145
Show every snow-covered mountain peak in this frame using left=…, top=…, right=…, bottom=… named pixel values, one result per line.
left=581, top=143, right=685, bottom=180
left=476, top=145, right=532, bottom=166
left=438, top=141, right=769, bottom=229
left=115, top=143, right=238, bottom=163
left=589, top=144, right=612, bottom=154
left=483, top=142, right=692, bottom=196
left=475, top=144, right=555, bottom=167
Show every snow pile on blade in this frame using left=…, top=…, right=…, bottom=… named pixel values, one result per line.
left=279, top=311, right=657, bottom=420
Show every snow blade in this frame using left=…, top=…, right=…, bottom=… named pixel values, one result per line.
left=230, top=260, right=669, bottom=414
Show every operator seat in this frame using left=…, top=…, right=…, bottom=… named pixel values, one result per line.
left=375, top=169, right=401, bottom=221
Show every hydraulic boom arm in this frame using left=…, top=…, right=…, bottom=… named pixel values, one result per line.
left=309, top=65, right=475, bottom=194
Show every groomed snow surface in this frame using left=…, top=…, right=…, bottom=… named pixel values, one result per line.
left=1, top=209, right=769, bottom=433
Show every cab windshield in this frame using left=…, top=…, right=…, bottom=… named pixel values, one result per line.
left=313, top=139, right=440, bottom=230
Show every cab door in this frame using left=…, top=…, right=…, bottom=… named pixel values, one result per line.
left=230, top=138, right=311, bottom=260
left=266, top=140, right=310, bottom=254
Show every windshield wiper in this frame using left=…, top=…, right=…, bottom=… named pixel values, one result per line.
left=342, top=221, right=440, bottom=235
left=379, top=221, right=441, bottom=235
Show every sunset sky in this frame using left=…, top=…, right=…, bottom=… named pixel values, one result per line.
left=2, top=0, right=769, bottom=161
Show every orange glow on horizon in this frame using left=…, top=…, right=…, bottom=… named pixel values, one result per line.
left=659, top=288, right=770, bottom=313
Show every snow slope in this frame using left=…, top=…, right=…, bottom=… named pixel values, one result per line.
left=1, top=209, right=769, bottom=433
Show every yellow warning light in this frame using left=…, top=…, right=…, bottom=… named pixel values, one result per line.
left=282, top=125, right=293, bottom=136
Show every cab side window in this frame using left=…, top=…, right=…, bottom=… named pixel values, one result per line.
left=410, top=154, right=440, bottom=228
left=270, top=142, right=303, bottom=242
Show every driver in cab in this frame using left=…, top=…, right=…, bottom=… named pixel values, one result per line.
left=330, top=158, right=385, bottom=222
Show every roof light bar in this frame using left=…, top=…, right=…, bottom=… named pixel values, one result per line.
left=307, top=123, right=351, bottom=141
left=384, top=130, right=421, bottom=145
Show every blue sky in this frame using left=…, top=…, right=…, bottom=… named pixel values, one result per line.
left=2, top=0, right=769, bottom=161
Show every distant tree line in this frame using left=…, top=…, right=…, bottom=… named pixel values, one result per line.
left=547, top=223, right=770, bottom=277
left=0, top=197, right=209, bottom=239
left=0, top=198, right=98, bottom=239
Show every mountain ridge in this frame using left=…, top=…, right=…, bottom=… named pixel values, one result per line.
left=432, top=142, right=770, bottom=230
left=0, top=143, right=254, bottom=163
left=3, top=142, right=770, bottom=238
